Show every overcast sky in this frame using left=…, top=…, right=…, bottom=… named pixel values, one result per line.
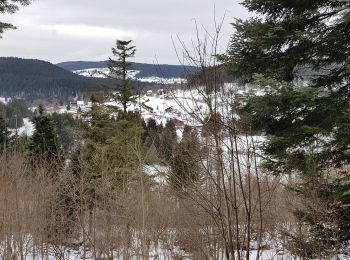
left=0, top=0, right=250, bottom=65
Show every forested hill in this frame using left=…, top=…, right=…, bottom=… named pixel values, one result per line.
left=0, top=57, right=104, bottom=99
left=57, top=61, right=197, bottom=79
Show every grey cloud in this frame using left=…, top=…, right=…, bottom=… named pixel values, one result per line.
left=0, top=0, right=250, bottom=64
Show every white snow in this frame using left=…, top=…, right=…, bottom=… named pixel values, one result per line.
left=0, top=97, right=9, bottom=104
left=143, top=164, right=169, bottom=184
left=137, top=76, right=186, bottom=84
left=11, top=118, right=35, bottom=137
left=73, top=67, right=109, bottom=78
left=73, top=67, right=186, bottom=84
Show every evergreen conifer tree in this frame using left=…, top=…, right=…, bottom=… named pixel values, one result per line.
left=170, top=125, right=201, bottom=191
left=107, top=40, right=136, bottom=113
left=0, top=112, right=9, bottom=151
left=51, top=112, right=82, bottom=153
left=0, top=0, right=31, bottom=38
left=159, top=120, right=177, bottom=162
left=143, top=118, right=162, bottom=147
left=28, top=105, right=62, bottom=164
left=81, top=104, right=143, bottom=190
left=224, top=0, right=350, bottom=256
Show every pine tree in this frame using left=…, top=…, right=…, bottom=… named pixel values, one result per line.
left=159, top=120, right=177, bottom=162
left=51, top=112, right=82, bottom=153
left=81, top=104, right=143, bottom=190
left=225, top=0, right=350, bottom=256
left=170, top=125, right=201, bottom=191
left=143, top=118, right=162, bottom=146
left=5, top=99, right=31, bottom=128
left=107, top=40, right=136, bottom=113
left=28, top=105, right=62, bottom=164
left=0, top=0, right=31, bottom=38
left=0, top=112, right=10, bottom=151
left=225, top=0, right=350, bottom=85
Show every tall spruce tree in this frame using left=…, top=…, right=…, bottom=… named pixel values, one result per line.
left=170, top=125, right=201, bottom=192
left=28, top=105, right=62, bottom=164
left=159, top=120, right=177, bottom=162
left=225, top=0, right=350, bottom=257
left=0, top=0, right=31, bottom=38
left=81, top=104, right=143, bottom=190
left=107, top=40, right=136, bottom=113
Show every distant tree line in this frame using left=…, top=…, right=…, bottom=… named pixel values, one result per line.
left=0, top=57, right=171, bottom=101
left=57, top=60, right=198, bottom=79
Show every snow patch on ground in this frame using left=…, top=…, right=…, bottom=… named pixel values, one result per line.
left=10, top=118, right=35, bottom=137
left=0, top=97, right=9, bottom=104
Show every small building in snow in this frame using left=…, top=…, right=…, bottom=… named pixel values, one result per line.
left=77, top=100, right=85, bottom=106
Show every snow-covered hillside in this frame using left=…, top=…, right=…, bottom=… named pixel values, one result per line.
left=73, top=67, right=186, bottom=84
left=73, top=68, right=138, bottom=79
left=55, top=83, right=265, bottom=127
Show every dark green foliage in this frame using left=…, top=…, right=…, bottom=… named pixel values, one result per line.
left=0, top=57, right=109, bottom=100
left=0, top=98, right=32, bottom=128
left=107, top=40, right=136, bottom=113
left=28, top=106, right=62, bottom=164
left=81, top=104, right=144, bottom=190
left=246, top=83, right=350, bottom=175
left=0, top=112, right=10, bottom=150
left=170, top=125, right=201, bottom=191
left=284, top=174, right=350, bottom=258
left=146, top=118, right=159, bottom=135
left=143, top=118, right=162, bottom=146
left=0, top=57, right=181, bottom=101
left=51, top=113, right=83, bottom=153
left=0, top=0, right=30, bottom=38
left=159, top=120, right=177, bottom=162
left=226, top=0, right=350, bottom=87
left=225, top=0, right=350, bottom=256
left=171, top=144, right=198, bottom=190
left=57, top=60, right=196, bottom=79
left=70, top=146, right=82, bottom=179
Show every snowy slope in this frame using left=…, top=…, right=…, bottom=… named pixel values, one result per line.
left=73, top=67, right=186, bottom=84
